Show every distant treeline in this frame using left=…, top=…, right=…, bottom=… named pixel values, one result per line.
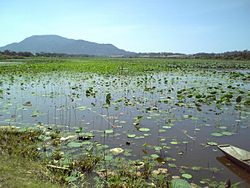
left=1, top=50, right=250, bottom=60
left=35, top=52, right=94, bottom=57
left=0, top=50, right=33, bottom=59
left=137, top=52, right=185, bottom=58
left=191, top=50, right=250, bottom=60
left=138, top=50, right=250, bottom=60
left=0, top=50, right=94, bottom=59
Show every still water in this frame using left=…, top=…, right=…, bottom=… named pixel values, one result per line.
left=0, top=69, right=250, bottom=186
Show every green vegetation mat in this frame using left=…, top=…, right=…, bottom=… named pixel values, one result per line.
left=1, top=57, right=250, bottom=75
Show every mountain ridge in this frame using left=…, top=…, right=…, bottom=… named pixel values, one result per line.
left=0, top=35, right=135, bottom=56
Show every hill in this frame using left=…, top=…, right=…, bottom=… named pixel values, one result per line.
left=0, top=35, right=135, bottom=56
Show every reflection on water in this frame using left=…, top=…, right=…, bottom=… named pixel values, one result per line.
left=217, top=156, right=250, bottom=185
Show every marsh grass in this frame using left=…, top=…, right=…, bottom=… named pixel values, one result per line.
left=0, top=127, right=63, bottom=188
left=0, top=127, right=41, bottom=158
left=0, top=127, right=177, bottom=187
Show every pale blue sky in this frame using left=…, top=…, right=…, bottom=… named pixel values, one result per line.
left=0, top=0, right=250, bottom=53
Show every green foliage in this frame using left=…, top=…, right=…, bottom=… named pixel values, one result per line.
left=1, top=57, right=250, bottom=75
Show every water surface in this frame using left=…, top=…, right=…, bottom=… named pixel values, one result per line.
left=0, top=69, right=250, bottom=186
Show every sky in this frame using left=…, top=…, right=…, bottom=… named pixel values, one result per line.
left=0, top=0, right=250, bottom=53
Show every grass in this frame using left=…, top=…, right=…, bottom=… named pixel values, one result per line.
left=0, top=155, right=62, bottom=188
left=0, top=127, right=63, bottom=188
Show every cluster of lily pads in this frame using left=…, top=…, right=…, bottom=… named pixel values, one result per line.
left=0, top=58, right=250, bottom=187
left=1, top=125, right=231, bottom=187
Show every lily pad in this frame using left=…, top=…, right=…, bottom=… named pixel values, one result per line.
left=159, top=129, right=166, bottom=133
left=218, top=126, right=227, bottom=130
left=163, top=126, right=172, bottom=129
left=170, top=141, right=178, bottom=145
left=154, top=146, right=162, bottom=151
left=67, top=141, right=82, bottom=148
left=207, top=141, right=218, bottom=146
left=168, top=163, right=177, bottom=168
left=192, top=166, right=201, bottom=171
left=171, top=179, right=191, bottom=188
left=211, top=132, right=223, bottom=137
left=127, top=134, right=136, bottom=138
left=105, top=129, right=114, bottom=134
left=181, top=173, right=192, bottom=179
left=139, top=128, right=150, bottom=132
left=110, top=147, right=124, bottom=155
left=150, top=154, right=159, bottom=159
left=221, top=131, right=233, bottom=136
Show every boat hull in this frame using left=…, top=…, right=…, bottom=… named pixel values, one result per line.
left=218, top=144, right=250, bottom=173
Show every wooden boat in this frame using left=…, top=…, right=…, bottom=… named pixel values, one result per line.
left=218, top=144, right=250, bottom=172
